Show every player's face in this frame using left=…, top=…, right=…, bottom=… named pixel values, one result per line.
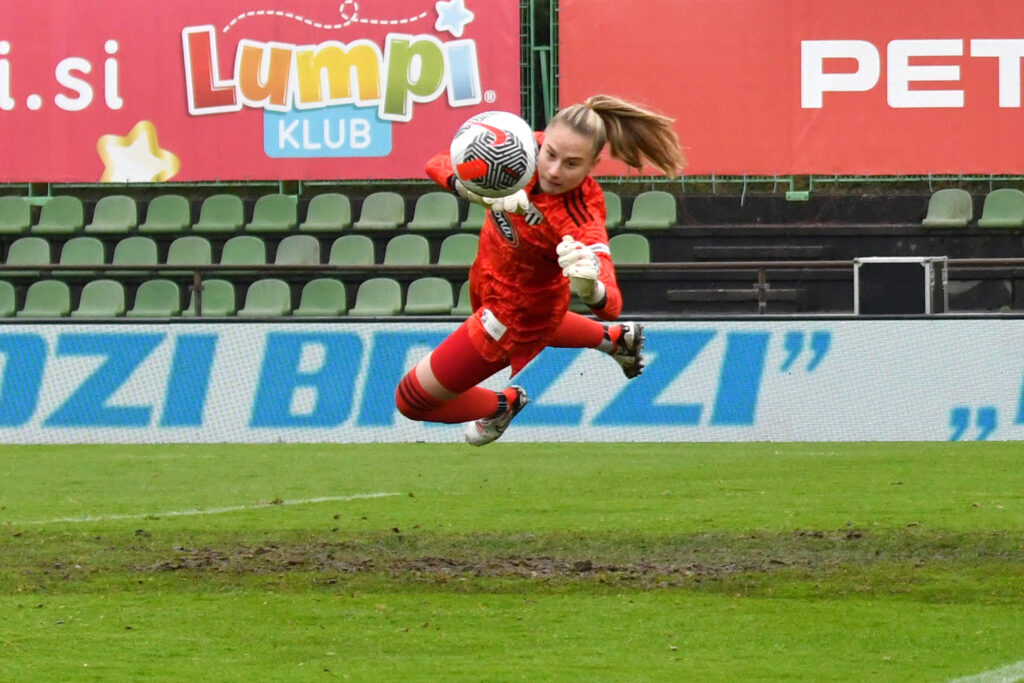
left=537, top=123, right=598, bottom=195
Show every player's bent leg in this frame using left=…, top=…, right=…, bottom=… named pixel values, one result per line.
left=548, top=312, right=645, bottom=379
left=395, top=321, right=525, bottom=439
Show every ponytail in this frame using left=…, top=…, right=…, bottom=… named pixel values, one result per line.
left=547, top=94, right=685, bottom=178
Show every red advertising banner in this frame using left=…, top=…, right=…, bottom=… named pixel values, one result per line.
left=559, top=0, right=1024, bottom=176
left=0, top=0, right=519, bottom=182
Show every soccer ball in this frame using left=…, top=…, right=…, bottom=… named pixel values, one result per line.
left=449, top=111, right=538, bottom=198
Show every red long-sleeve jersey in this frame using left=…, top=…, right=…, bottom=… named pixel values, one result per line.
left=426, top=137, right=623, bottom=373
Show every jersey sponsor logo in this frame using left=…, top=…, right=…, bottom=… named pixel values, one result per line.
left=490, top=211, right=520, bottom=246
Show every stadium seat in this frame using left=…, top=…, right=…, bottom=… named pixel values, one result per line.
left=437, top=233, right=478, bottom=265
left=84, top=194, right=137, bottom=234
left=353, top=191, right=405, bottom=231
left=138, top=194, right=191, bottom=234
left=451, top=280, right=472, bottom=315
left=71, top=279, right=126, bottom=317
left=111, top=236, right=159, bottom=277
left=58, top=236, right=105, bottom=276
left=245, top=193, right=297, bottom=233
left=299, top=193, right=352, bottom=233
left=238, top=278, right=292, bottom=317
left=921, top=188, right=973, bottom=228
left=609, top=233, right=651, bottom=264
left=192, top=194, right=244, bottom=234
left=31, top=195, right=84, bottom=235
left=460, top=202, right=486, bottom=231
left=219, top=235, right=267, bottom=268
left=604, top=190, right=623, bottom=229
left=0, top=196, right=31, bottom=235
left=126, top=279, right=181, bottom=318
left=383, top=234, right=430, bottom=265
left=182, top=278, right=236, bottom=317
left=5, top=236, right=51, bottom=276
left=404, top=277, right=454, bottom=314
left=328, top=234, right=375, bottom=266
left=164, top=235, right=213, bottom=274
left=293, top=278, right=347, bottom=317
left=623, top=190, right=676, bottom=230
left=17, top=279, right=71, bottom=317
left=0, top=280, right=15, bottom=317
left=274, top=234, right=321, bottom=265
left=349, top=277, right=402, bottom=315
left=977, top=188, right=1024, bottom=228
left=407, top=192, right=460, bottom=231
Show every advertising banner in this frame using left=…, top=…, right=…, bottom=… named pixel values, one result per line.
left=559, top=0, right=1024, bottom=175
left=0, top=320, right=1022, bottom=443
left=0, top=0, right=519, bottom=182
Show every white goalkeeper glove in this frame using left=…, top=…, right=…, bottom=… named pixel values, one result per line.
left=453, top=178, right=530, bottom=214
left=556, top=235, right=606, bottom=305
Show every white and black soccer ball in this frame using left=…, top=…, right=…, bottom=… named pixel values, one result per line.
left=449, top=111, right=538, bottom=198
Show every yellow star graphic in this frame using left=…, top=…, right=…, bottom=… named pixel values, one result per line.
left=97, top=121, right=180, bottom=183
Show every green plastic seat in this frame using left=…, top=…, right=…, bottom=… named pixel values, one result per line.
left=245, top=193, right=297, bottom=233
left=460, top=202, right=486, bottom=231
left=407, top=192, right=459, bottom=231
left=182, top=279, right=236, bottom=317
left=451, top=280, right=473, bottom=315
left=353, top=191, right=405, bottom=231
left=977, top=188, right=1024, bottom=228
left=84, top=195, right=137, bottom=234
left=293, top=278, right=347, bottom=317
left=349, top=277, right=402, bottom=316
left=192, top=194, right=244, bottom=234
left=32, top=195, right=84, bottom=235
left=608, top=233, right=651, bottom=264
left=126, top=279, right=181, bottom=318
left=0, top=280, right=14, bottom=317
left=17, top=279, right=71, bottom=317
left=603, top=190, right=623, bottom=229
left=111, top=236, right=159, bottom=277
left=4, top=236, right=51, bottom=276
left=383, top=234, right=430, bottom=265
left=328, top=234, right=375, bottom=266
left=274, top=234, right=320, bottom=265
left=921, top=188, right=973, bottom=228
left=623, top=190, right=676, bottom=230
left=404, top=277, right=454, bottom=314
left=238, top=278, right=292, bottom=317
left=0, top=196, right=31, bottom=235
left=59, top=236, right=105, bottom=276
left=164, top=235, right=212, bottom=275
left=437, top=233, right=478, bottom=265
left=219, top=235, right=267, bottom=268
left=299, top=193, right=352, bottom=233
left=139, top=194, right=191, bottom=234
left=71, top=279, right=126, bottom=317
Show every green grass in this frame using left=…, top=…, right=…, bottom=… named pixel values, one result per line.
left=1, top=442, right=1023, bottom=681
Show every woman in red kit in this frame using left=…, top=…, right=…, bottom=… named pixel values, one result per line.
left=396, top=95, right=684, bottom=445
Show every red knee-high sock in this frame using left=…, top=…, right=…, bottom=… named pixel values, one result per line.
left=549, top=311, right=620, bottom=353
left=396, top=370, right=512, bottom=423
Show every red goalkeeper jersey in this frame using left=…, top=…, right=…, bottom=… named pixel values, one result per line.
left=426, top=139, right=624, bottom=373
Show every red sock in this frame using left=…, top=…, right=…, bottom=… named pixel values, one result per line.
left=548, top=311, right=606, bottom=349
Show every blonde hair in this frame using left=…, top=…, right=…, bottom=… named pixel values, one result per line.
left=547, top=94, right=685, bottom=178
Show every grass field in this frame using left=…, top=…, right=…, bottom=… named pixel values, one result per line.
left=1, top=442, right=1023, bottom=681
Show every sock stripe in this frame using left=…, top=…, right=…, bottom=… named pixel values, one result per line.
left=398, top=375, right=437, bottom=412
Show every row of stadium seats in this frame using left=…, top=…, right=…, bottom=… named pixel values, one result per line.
left=0, top=276, right=472, bottom=318
left=0, top=232, right=652, bottom=273
left=922, top=187, right=1024, bottom=228
left=0, top=190, right=677, bottom=236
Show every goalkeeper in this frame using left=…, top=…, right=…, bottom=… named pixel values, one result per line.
left=396, top=95, right=684, bottom=446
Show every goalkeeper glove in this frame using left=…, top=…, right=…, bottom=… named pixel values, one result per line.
left=453, top=178, right=530, bottom=214
left=556, top=236, right=606, bottom=305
